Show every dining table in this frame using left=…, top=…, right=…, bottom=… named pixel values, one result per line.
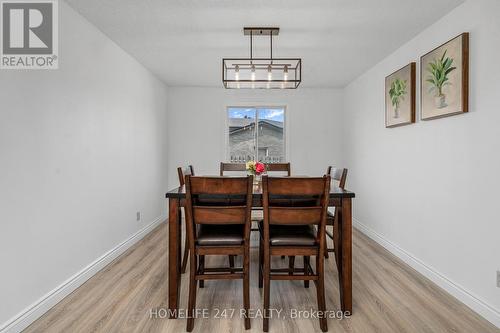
left=165, top=180, right=355, bottom=318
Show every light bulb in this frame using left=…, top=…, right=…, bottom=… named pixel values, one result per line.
left=235, top=65, right=239, bottom=81
left=267, top=65, right=272, bottom=81
left=251, top=64, right=256, bottom=81
left=283, top=65, right=288, bottom=81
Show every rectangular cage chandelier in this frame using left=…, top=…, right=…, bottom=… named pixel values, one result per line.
left=222, top=27, right=301, bottom=89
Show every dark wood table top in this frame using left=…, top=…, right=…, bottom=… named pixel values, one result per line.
left=165, top=182, right=355, bottom=199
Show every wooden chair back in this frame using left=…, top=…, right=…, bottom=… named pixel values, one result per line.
left=177, top=165, right=194, bottom=186
left=220, top=162, right=246, bottom=176
left=265, top=162, right=291, bottom=176
left=185, top=176, right=254, bottom=243
left=262, top=176, right=330, bottom=240
left=326, top=166, right=348, bottom=189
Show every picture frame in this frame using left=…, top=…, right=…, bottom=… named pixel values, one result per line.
left=420, top=32, right=469, bottom=120
left=385, top=62, right=416, bottom=128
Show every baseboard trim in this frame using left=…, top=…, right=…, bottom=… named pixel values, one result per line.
left=0, top=214, right=167, bottom=333
left=353, top=218, right=500, bottom=328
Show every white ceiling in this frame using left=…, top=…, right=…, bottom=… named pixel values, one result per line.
left=65, top=0, right=464, bottom=88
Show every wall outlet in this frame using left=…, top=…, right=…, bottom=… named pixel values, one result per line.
left=136, top=211, right=141, bottom=221
left=497, top=271, right=500, bottom=288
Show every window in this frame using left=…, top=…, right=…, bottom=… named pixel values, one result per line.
left=227, top=107, right=285, bottom=163
left=258, top=147, right=269, bottom=158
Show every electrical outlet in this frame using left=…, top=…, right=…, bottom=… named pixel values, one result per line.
left=497, top=271, right=500, bottom=288
left=136, top=211, right=141, bottom=221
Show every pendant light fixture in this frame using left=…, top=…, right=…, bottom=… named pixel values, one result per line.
left=222, top=27, right=302, bottom=89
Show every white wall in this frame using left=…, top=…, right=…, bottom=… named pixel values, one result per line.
left=0, top=1, right=168, bottom=330
left=342, top=0, right=500, bottom=326
left=165, top=87, right=343, bottom=188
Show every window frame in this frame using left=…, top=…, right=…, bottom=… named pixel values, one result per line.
left=225, top=105, right=288, bottom=163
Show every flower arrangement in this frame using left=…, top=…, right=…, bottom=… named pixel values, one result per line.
left=245, top=161, right=266, bottom=175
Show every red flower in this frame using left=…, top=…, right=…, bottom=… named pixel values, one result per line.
left=255, top=162, right=265, bottom=174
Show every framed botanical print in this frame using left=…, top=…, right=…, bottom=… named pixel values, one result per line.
left=385, top=62, right=416, bottom=128
left=421, top=33, right=469, bottom=120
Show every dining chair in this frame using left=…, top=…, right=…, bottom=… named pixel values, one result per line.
left=219, top=162, right=248, bottom=267
left=287, top=166, right=347, bottom=271
left=259, top=176, right=331, bottom=332
left=184, top=175, right=253, bottom=331
left=324, top=166, right=348, bottom=258
left=219, top=161, right=292, bottom=225
left=177, top=165, right=194, bottom=274
left=263, top=162, right=292, bottom=259
left=252, top=162, right=291, bottom=223
left=178, top=166, right=236, bottom=284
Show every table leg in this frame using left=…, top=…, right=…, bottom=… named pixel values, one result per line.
left=340, top=197, right=352, bottom=314
left=168, top=198, right=181, bottom=318
left=333, top=209, right=342, bottom=284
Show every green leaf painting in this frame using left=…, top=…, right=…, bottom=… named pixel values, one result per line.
left=426, top=50, right=456, bottom=97
left=385, top=62, right=415, bottom=127
left=388, top=78, right=407, bottom=117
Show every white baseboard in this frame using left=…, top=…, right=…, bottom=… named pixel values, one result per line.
left=353, top=218, right=500, bottom=329
left=0, top=214, right=167, bottom=333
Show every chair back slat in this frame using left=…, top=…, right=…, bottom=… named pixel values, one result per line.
left=221, top=162, right=291, bottom=176
left=269, top=207, right=323, bottom=225
left=266, top=177, right=327, bottom=196
left=220, top=162, right=246, bottom=176
left=188, top=176, right=250, bottom=195
left=265, top=163, right=291, bottom=176
left=193, top=206, right=247, bottom=225
left=177, top=165, right=194, bottom=186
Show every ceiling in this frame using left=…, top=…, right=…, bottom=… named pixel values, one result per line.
left=65, top=0, right=464, bottom=88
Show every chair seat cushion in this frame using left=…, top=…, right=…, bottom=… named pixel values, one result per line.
left=259, top=223, right=317, bottom=246
left=196, top=224, right=244, bottom=246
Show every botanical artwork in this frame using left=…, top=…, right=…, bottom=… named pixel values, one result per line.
left=390, top=79, right=407, bottom=118
left=385, top=63, right=415, bottom=127
left=421, top=33, right=469, bottom=120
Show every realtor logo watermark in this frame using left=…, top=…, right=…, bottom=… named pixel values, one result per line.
left=0, top=0, right=58, bottom=69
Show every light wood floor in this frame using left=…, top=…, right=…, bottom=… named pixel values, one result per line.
left=24, top=222, right=499, bottom=333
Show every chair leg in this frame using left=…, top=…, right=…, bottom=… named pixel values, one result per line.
left=258, top=237, right=263, bottom=288
left=180, top=207, right=190, bottom=273
left=324, top=230, right=329, bottom=259
left=186, top=255, right=198, bottom=332
left=243, top=248, right=251, bottom=330
left=333, top=215, right=341, bottom=273
left=181, top=236, right=189, bottom=273
left=229, top=255, right=235, bottom=273
left=263, top=250, right=270, bottom=332
left=199, top=255, right=205, bottom=288
left=315, top=254, right=328, bottom=332
left=303, top=256, right=310, bottom=288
